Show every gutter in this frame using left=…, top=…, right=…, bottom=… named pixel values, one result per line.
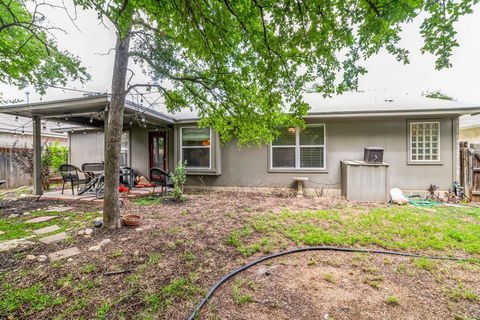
left=170, top=107, right=480, bottom=124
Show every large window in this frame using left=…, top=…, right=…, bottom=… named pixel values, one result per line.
left=181, top=127, right=211, bottom=168
left=271, top=125, right=326, bottom=170
left=409, top=121, right=440, bottom=162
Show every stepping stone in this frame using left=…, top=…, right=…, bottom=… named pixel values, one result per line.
left=47, top=206, right=74, bottom=213
left=38, top=232, right=68, bottom=244
left=33, top=225, right=61, bottom=236
left=48, top=247, right=81, bottom=261
left=0, top=239, right=36, bottom=252
left=25, top=216, right=57, bottom=224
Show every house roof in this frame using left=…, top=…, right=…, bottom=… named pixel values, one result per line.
left=303, top=92, right=479, bottom=116
left=167, top=91, right=480, bottom=121
left=1, top=92, right=479, bottom=126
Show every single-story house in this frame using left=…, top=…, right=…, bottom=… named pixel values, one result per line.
left=2, top=92, right=480, bottom=198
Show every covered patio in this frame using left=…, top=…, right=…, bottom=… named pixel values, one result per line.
left=0, top=94, right=175, bottom=196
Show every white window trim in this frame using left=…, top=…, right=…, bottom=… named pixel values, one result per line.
left=409, top=121, right=441, bottom=163
left=180, top=126, right=212, bottom=169
left=270, top=124, right=326, bottom=170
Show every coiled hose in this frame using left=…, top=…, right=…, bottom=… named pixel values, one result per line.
left=188, top=246, right=474, bottom=320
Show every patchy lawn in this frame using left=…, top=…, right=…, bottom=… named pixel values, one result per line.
left=0, top=191, right=479, bottom=319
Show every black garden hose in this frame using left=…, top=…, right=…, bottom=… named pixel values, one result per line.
left=187, top=246, right=476, bottom=320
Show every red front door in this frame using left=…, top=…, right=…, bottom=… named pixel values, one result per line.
left=149, top=132, right=166, bottom=171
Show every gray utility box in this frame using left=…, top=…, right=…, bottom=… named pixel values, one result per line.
left=341, top=160, right=389, bottom=202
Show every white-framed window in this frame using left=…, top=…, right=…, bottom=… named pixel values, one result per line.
left=271, top=124, right=326, bottom=170
left=409, top=121, right=440, bottom=162
left=180, top=127, right=211, bottom=169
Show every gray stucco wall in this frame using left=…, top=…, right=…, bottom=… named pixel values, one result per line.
left=69, top=131, right=105, bottom=169
left=68, top=116, right=457, bottom=192
left=184, top=116, right=456, bottom=191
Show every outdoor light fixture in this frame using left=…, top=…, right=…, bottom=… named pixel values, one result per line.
left=21, top=127, right=24, bottom=135
left=42, top=122, right=47, bottom=130
left=288, top=128, right=296, bottom=133
left=14, top=115, right=18, bottom=122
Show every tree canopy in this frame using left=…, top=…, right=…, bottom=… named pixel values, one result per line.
left=0, top=0, right=89, bottom=94
left=77, top=0, right=477, bottom=144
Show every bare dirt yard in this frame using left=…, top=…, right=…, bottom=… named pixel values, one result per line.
left=0, top=191, right=479, bottom=319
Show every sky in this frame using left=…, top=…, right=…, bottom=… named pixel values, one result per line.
left=0, top=3, right=479, bottom=105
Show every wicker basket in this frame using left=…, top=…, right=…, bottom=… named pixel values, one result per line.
left=122, top=214, right=143, bottom=226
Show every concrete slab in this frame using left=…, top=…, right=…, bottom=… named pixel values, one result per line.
left=48, top=247, right=81, bottom=261
left=33, top=225, right=61, bottom=236
left=25, top=216, right=57, bottom=224
left=38, top=232, right=68, bottom=244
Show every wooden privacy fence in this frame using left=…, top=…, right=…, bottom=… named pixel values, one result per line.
left=459, top=141, right=480, bottom=201
left=0, top=147, right=32, bottom=189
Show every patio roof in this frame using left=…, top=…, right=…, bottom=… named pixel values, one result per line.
left=0, top=94, right=175, bottom=128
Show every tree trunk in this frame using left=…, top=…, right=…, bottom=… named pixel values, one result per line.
left=103, top=31, right=131, bottom=229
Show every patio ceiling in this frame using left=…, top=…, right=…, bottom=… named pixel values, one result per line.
left=0, top=94, right=175, bottom=129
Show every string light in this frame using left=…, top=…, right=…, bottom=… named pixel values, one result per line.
left=89, top=115, right=94, bottom=123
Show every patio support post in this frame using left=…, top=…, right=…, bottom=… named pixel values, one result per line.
left=33, top=115, right=43, bottom=195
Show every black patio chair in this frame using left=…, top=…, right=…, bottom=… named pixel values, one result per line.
left=81, top=162, right=105, bottom=180
left=150, top=167, right=173, bottom=194
left=59, top=164, right=86, bottom=195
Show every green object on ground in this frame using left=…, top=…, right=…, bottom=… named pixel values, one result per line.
left=408, top=198, right=439, bottom=207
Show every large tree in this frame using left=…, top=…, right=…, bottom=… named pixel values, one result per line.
left=76, top=0, right=477, bottom=229
left=0, top=0, right=89, bottom=94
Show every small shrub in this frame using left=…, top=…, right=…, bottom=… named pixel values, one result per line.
left=170, top=161, right=187, bottom=201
